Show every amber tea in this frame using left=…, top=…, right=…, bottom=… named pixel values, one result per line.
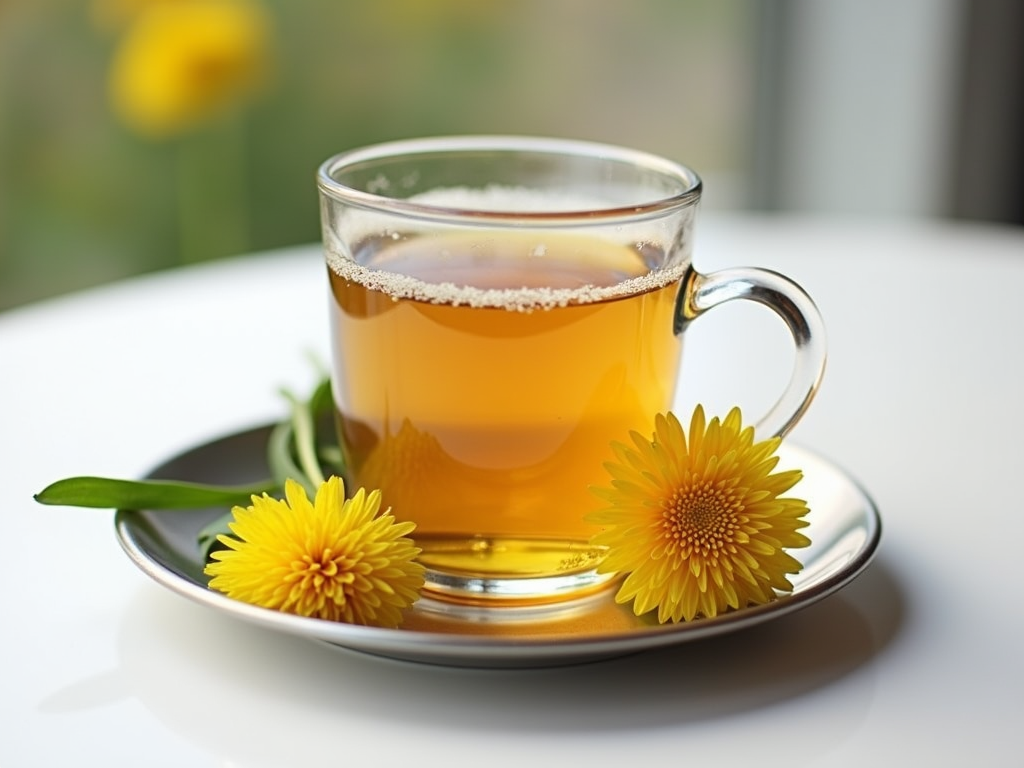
left=328, top=231, right=684, bottom=599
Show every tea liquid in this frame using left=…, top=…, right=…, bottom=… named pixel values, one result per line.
left=327, top=231, right=683, bottom=590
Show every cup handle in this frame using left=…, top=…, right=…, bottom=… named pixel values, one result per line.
left=674, top=267, right=827, bottom=440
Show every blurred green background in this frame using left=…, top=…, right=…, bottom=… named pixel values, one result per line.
left=0, top=0, right=756, bottom=311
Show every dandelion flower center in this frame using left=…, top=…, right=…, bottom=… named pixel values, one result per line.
left=289, top=549, right=344, bottom=588
left=663, top=482, right=742, bottom=556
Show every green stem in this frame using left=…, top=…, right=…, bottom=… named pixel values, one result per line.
left=175, top=116, right=250, bottom=264
left=283, top=388, right=326, bottom=490
left=266, top=420, right=302, bottom=489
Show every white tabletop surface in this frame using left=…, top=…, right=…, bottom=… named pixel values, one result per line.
left=3, top=213, right=1022, bottom=767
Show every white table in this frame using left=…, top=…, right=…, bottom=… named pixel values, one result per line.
left=3, top=213, right=1022, bottom=767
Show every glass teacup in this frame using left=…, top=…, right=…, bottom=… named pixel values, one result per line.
left=317, top=136, right=825, bottom=606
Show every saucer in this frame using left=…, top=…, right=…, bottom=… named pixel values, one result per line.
left=115, top=425, right=881, bottom=668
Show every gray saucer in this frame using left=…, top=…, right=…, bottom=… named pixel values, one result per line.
left=115, top=426, right=881, bottom=668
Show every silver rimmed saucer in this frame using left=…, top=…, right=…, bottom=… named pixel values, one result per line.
left=115, top=426, right=881, bottom=668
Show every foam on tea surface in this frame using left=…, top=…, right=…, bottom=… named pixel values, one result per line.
left=325, top=186, right=687, bottom=312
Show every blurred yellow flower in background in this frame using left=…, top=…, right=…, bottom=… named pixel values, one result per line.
left=107, top=0, right=274, bottom=138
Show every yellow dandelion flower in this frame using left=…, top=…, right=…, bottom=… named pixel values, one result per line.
left=588, top=406, right=811, bottom=624
left=204, top=476, right=425, bottom=628
left=108, top=0, right=273, bottom=138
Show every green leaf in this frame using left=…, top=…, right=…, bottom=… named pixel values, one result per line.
left=318, top=444, right=345, bottom=475
left=309, top=376, right=335, bottom=418
left=282, top=387, right=325, bottom=489
left=33, top=476, right=279, bottom=510
left=266, top=419, right=304, bottom=490
left=197, top=510, right=235, bottom=561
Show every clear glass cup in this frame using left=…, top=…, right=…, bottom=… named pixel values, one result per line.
left=317, top=136, right=825, bottom=606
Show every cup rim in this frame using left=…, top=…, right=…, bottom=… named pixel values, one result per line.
left=316, top=135, right=703, bottom=225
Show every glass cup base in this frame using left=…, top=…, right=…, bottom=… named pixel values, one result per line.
left=415, top=535, right=618, bottom=606
left=422, top=568, right=619, bottom=606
